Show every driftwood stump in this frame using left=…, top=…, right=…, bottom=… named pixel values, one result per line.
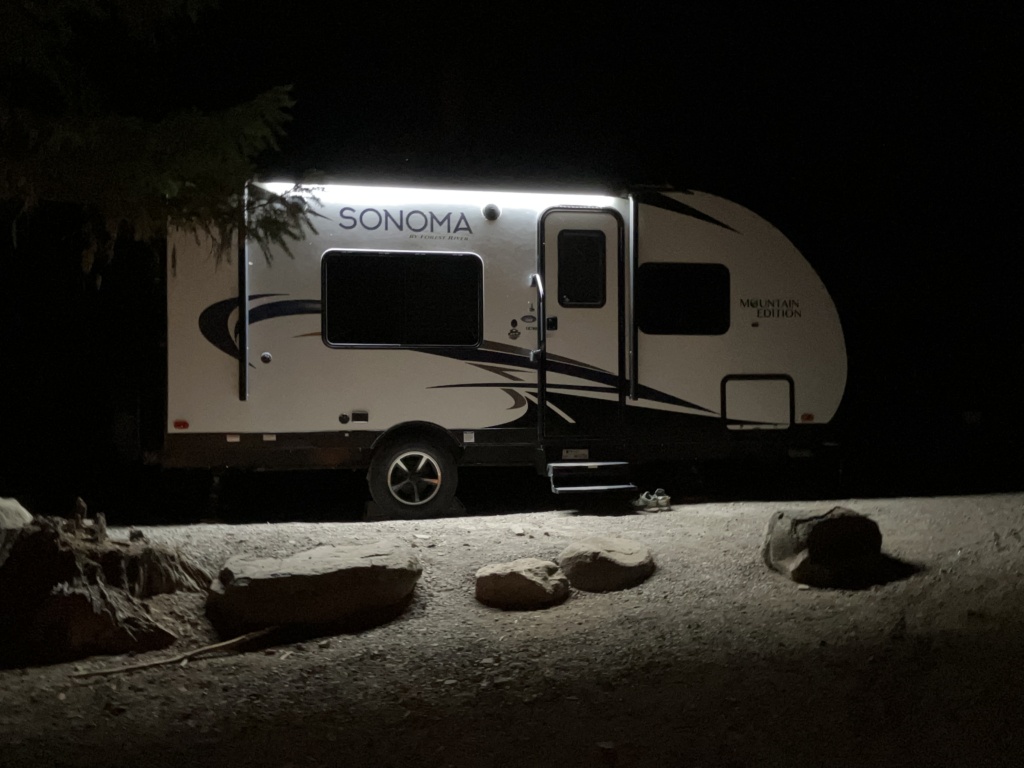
left=0, top=516, right=210, bottom=667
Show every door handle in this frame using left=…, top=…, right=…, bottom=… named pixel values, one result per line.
left=546, top=316, right=558, bottom=331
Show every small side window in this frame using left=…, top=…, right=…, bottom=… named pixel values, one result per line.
left=557, top=229, right=605, bottom=308
left=636, top=262, right=730, bottom=335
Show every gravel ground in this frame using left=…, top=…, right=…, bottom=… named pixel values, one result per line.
left=2, top=491, right=1023, bottom=767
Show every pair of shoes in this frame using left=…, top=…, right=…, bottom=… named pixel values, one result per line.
left=632, top=491, right=656, bottom=511
left=632, top=489, right=671, bottom=511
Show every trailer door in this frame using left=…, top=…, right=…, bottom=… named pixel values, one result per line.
left=539, top=209, right=624, bottom=438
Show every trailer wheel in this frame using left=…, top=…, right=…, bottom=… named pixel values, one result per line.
left=368, top=440, right=458, bottom=518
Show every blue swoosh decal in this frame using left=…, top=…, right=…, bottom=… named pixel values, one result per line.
left=198, top=295, right=321, bottom=360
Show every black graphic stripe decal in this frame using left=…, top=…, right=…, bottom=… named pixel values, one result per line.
left=501, top=388, right=529, bottom=410
left=432, top=382, right=616, bottom=395
left=434, top=343, right=715, bottom=414
left=250, top=299, right=322, bottom=325
left=633, top=191, right=738, bottom=233
left=198, top=299, right=714, bottom=414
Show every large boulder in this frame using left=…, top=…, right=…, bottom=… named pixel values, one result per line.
left=0, top=516, right=210, bottom=667
left=0, top=497, right=33, bottom=569
left=206, top=539, right=422, bottom=634
left=762, top=506, right=883, bottom=588
left=475, top=558, right=570, bottom=610
left=558, top=536, right=656, bottom=592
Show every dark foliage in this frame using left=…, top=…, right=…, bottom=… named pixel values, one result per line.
left=0, top=0, right=317, bottom=259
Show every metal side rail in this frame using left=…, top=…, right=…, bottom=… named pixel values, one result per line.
left=547, top=461, right=637, bottom=494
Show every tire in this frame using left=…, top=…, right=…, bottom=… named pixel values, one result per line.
left=368, top=439, right=458, bottom=518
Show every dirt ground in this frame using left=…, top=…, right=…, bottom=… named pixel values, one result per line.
left=1, top=489, right=1023, bottom=767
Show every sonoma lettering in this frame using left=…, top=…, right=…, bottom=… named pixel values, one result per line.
left=339, top=207, right=473, bottom=234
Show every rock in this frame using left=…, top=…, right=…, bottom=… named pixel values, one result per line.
left=762, top=506, right=883, bottom=588
left=0, top=497, right=33, bottom=569
left=206, top=539, right=422, bottom=634
left=0, top=516, right=208, bottom=667
left=0, top=497, right=32, bottom=526
left=475, top=558, right=570, bottom=609
left=558, top=536, right=655, bottom=592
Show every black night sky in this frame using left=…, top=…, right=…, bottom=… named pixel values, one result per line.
left=1, top=3, right=1022, bottom=508
left=150, top=2, right=1024, bottom=400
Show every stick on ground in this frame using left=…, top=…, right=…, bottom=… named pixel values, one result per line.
left=70, top=627, right=280, bottom=679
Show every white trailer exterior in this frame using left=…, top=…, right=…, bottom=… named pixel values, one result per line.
left=165, top=182, right=846, bottom=515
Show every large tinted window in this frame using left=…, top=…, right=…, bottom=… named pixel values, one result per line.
left=322, top=250, right=482, bottom=347
left=557, top=229, right=605, bottom=307
left=636, top=262, right=730, bottom=335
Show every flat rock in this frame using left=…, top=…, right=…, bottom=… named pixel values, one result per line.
left=475, top=558, right=570, bottom=609
left=206, top=539, right=422, bottom=634
left=762, top=506, right=883, bottom=588
left=558, top=536, right=655, bottom=592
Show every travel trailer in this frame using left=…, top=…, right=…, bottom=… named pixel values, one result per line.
left=164, top=182, right=847, bottom=516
